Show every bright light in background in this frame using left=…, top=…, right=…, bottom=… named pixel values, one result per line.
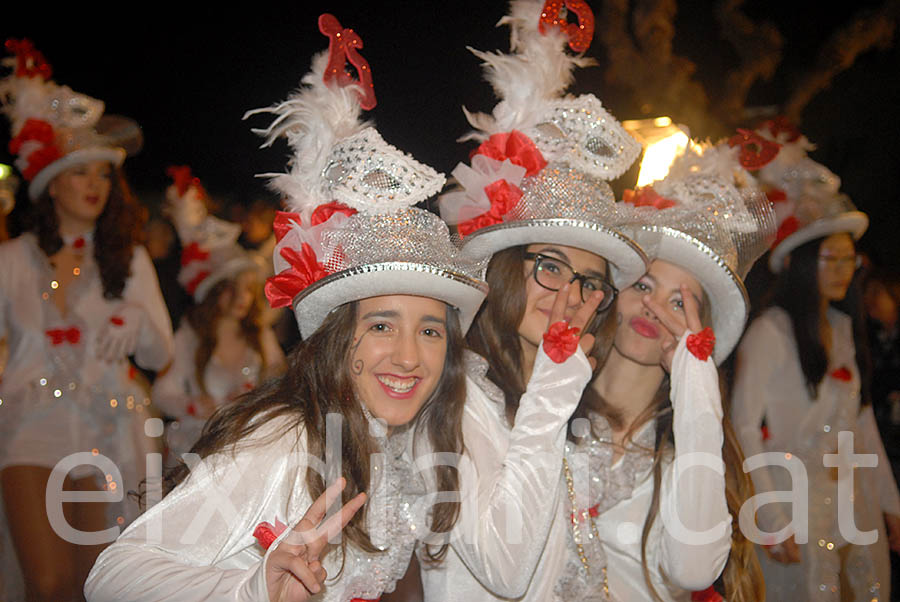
left=635, top=130, right=689, bottom=187
left=622, top=118, right=691, bottom=187
left=0, top=164, right=11, bottom=180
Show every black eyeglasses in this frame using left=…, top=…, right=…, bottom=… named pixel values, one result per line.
left=524, top=252, right=618, bottom=312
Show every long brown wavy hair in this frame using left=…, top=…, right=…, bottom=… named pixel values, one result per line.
left=471, top=249, right=762, bottom=600
left=163, top=300, right=467, bottom=563
left=588, top=293, right=763, bottom=602
left=185, top=276, right=264, bottom=395
left=21, top=165, right=145, bottom=298
left=466, top=245, right=615, bottom=425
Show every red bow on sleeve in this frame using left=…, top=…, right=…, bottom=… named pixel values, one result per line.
left=542, top=321, right=581, bottom=363
left=252, top=518, right=288, bottom=551
left=264, top=243, right=330, bottom=308
left=686, top=327, right=716, bottom=362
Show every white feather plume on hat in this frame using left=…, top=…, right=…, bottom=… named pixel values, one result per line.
left=461, top=0, right=594, bottom=141
left=244, top=51, right=369, bottom=222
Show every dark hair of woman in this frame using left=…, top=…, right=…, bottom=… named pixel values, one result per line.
left=772, top=236, right=872, bottom=404
left=19, top=166, right=145, bottom=299
left=161, top=301, right=466, bottom=563
left=466, top=245, right=614, bottom=425
left=583, top=294, right=763, bottom=602
left=185, top=277, right=264, bottom=395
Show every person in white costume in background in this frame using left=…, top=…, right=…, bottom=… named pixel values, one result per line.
left=152, top=165, right=285, bottom=461
left=732, top=120, right=900, bottom=601
left=558, top=138, right=778, bottom=602
left=0, top=39, right=174, bottom=601
left=425, top=1, right=648, bottom=599
left=84, top=13, right=497, bottom=601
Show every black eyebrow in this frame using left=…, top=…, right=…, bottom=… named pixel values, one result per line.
left=533, top=246, right=571, bottom=264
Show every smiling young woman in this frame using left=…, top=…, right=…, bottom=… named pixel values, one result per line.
left=84, top=18, right=489, bottom=602
left=0, top=42, right=173, bottom=601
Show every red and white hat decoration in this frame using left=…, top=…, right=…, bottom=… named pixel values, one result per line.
left=165, top=166, right=259, bottom=302
left=245, top=14, right=487, bottom=339
left=438, top=0, right=647, bottom=288
left=750, top=118, right=867, bottom=273
left=0, top=39, right=136, bottom=200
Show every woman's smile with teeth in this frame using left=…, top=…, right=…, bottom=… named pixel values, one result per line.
left=376, top=374, right=419, bottom=393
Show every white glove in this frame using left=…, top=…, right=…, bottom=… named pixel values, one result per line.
left=95, top=303, right=145, bottom=362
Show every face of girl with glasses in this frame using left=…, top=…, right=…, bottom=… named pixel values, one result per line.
left=817, top=232, right=857, bottom=303
left=518, top=244, right=610, bottom=353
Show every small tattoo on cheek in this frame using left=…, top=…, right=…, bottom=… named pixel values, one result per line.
left=351, top=359, right=364, bottom=375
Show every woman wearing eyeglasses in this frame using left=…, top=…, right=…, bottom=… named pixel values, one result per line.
left=731, top=132, right=900, bottom=600
left=423, top=3, right=650, bottom=598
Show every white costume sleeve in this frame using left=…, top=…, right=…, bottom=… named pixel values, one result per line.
left=150, top=325, right=199, bottom=418
left=656, top=333, right=732, bottom=590
left=85, top=422, right=310, bottom=602
left=450, top=345, right=592, bottom=597
left=731, top=315, right=792, bottom=534
left=122, top=246, right=174, bottom=371
left=857, top=404, right=900, bottom=516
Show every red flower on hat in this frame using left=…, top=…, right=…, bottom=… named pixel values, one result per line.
left=623, top=186, right=676, bottom=210
left=542, top=321, right=581, bottom=363
left=265, top=243, right=330, bottom=308
left=457, top=179, right=523, bottom=238
left=766, top=188, right=788, bottom=203
left=185, top=270, right=211, bottom=296
left=166, top=165, right=207, bottom=199
left=475, top=131, right=547, bottom=177
left=21, top=145, right=63, bottom=181
left=253, top=518, right=288, bottom=551
left=180, top=242, right=210, bottom=267
left=272, top=211, right=302, bottom=243
left=686, top=327, right=716, bottom=362
left=310, top=201, right=357, bottom=226
left=728, top=129, right=781, bottom=170
left=773, top=215, right=800, bottom=247
left=9, top=119, right=61, bottom=181
left=760, top=116, right=801, bottom=143
left=5, top=38, right=52, bottom=80
left=830, top=367, right=852, bottom=382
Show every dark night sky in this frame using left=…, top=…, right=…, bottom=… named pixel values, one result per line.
left=4, top=1, right=899, bottom=268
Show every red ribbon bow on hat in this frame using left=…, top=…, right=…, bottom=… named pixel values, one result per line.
left=457, top=179, right=523, bottom=237
left=623, top=186, right=676, bottom=210
left=46, top=327, right=81, bottom=346
left=686, top=327, right=715, bottom=362
left=727, top=129, right=781, bottom=170
left=760, top=116, right=801, bottom=142
left=475, top=131, right=547, bottom=177
left=265, top=243, right=330, bottom=308
left=773, top=215, right=800, bottom=248
left=542, top=321, right=581, bottom=363
left=180, top=241, right=210, bottom=267
left=8, top=118, right=62, bottom=181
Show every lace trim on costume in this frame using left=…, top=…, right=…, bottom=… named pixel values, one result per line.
left=554, top=413, right=656, bottom=601
left=339, top=404, right=427, bottom=599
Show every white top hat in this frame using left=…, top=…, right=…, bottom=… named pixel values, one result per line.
left=437, top=0, right=647, bottom=287
left=751, top=119, right=867, bottom=273
left=1, top=39, right=141, bottom=200
left=620, top=142, right=777, bottom=363
left=246, top=14, right=488, bottom=339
